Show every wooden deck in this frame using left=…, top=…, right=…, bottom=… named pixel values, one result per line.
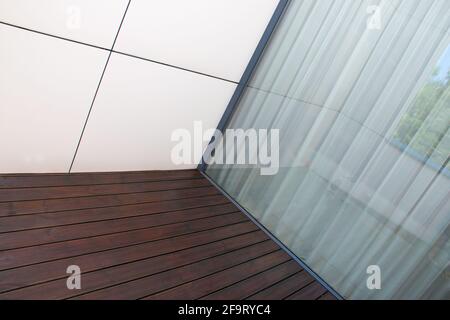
left=0, top=169, right=334, bottom=300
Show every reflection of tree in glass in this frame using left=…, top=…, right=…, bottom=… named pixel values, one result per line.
left=393, top=66, right=449, bottom=170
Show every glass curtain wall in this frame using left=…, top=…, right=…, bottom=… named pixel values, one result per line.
left=206, top=0, right=449, bottom=299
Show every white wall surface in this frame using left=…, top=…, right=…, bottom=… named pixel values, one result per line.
left=0, top=0, right=278, bottom=173
left=71, top=53, right=236, bottom=172
left=0, top=0, right=129, bottom=48
left=114, top=0, right=279, bottom=82
left=0, top=24, right=108, bottom=173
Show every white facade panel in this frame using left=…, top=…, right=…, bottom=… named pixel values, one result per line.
left=0, top=0, right=129, bottom=48
left=71, top=53, right=237, bottom=172
left=114, top=0, right=278, bottom=82
left=0, top=25, right=108, bottom=173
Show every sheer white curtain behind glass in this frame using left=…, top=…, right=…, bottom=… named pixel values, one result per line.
left=207, top=0, right=450, bottom=299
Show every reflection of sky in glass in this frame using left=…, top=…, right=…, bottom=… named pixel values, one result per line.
left=432, top=45, right=450, bottom=83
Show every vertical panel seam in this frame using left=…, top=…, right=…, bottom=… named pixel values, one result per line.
left=68, top=0, right=132, bottom=173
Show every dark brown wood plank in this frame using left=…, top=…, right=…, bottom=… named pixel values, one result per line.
left=0, top=212, right=246, bottom=270
left=0, top=203, right=238, bottom=250
left=0, top=222, right=259, bottom=293
left=1, top=231, right=268, bottom=299
left=0, top=169, right=201, bottom=188
left=201, top=260, right=302, bottom=300
left=0, top=178, right=210, bottom=202
left=246, top=271, right=315, bottom=300
left=318, top=292, right=337, bottom=300
left=75, top=244, right=285, bottom=300
left=0, top=185, right=219, bottom=217
left=286, top=281, right=329, bottom=300
left=0, top=193, right=228, bottom=233
left=145, top=250, right=291, bottom=300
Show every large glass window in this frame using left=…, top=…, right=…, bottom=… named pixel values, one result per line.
left=206, top=0, right=449, bottom=299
